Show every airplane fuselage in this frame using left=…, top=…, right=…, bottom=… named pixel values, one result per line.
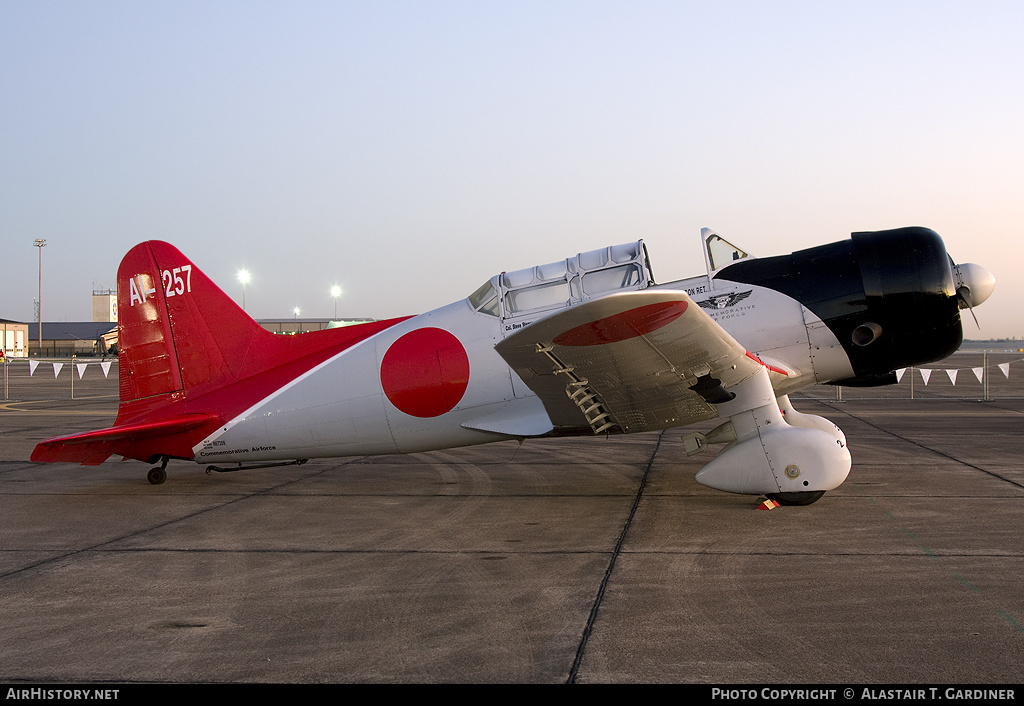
left=193, top=271, right=862, bottom=463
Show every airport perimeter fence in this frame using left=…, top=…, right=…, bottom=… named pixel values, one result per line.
left=789, top=350, right=1024, bottom=401
left=3, top=350, right=1024, bottom=402
left=2, top=358, right=119, bottom=401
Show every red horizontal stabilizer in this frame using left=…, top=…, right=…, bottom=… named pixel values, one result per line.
left=30, top=414, right=215, bottom=466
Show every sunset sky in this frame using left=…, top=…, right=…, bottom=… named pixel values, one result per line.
left=2, top=1, right=1021, bottom=338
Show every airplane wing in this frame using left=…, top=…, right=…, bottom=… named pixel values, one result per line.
left=494, top=290, right=767, bottom=434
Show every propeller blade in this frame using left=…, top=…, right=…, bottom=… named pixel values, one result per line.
left=957, top=288, right=981, bottom=329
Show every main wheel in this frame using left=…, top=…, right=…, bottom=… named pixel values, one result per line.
left=766, top=490, right=826, bottom=506
left=147, top=467, right=167, bottom=485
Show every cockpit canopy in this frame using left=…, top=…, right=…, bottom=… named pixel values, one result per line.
left=467, top=241, right=654, bottom=320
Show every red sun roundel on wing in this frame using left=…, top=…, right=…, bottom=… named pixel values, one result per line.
left=380, top=328, right=470, bottom=418
left=552, top=300, right=688, bottom=347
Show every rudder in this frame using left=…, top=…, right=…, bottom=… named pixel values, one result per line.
left=117, top=242, right=186, bottom=402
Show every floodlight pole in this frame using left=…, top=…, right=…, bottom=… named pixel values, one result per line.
left=237, top=270, right=250, bottom=312
left=330, top=286, right=341, bottom=320
left=34, top=239, right=46, bottom=356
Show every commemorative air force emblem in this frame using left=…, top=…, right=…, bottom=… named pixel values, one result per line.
left=696, top=290, right=753, bottom=310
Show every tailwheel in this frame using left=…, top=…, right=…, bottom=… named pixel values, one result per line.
left=766, top=490, right=826, bottom=506
left=147, top=457, right=169, bottom=485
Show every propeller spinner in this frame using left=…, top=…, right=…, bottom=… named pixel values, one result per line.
left=952, top=261, right=995, bottom=328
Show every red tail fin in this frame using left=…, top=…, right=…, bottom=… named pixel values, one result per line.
left=33, top=241, right=408, bottom=465
left=117, top=241, right=276, bottom=408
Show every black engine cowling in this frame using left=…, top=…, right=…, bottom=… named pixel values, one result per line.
left=716, top=227, right=962, bottom=383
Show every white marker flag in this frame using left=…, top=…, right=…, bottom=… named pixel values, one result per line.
left=973, top=367, right=984, bottom=383
left=28, top=359, right=39, bottom=376
left=999, top=363, right=1010, bottom=378
left=895, top=368, right=906, bottom=382
left=100, top=361, right=112, bottom=378
left=945, top=369, right=958, bottom=385
left=52, top=362, right=63, bottom=378
left=920, top=369, right=932, bottom=385
left=77, top=363, right=89, bottom=379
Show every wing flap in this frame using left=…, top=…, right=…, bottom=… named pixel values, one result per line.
left=494, top=290, right=764, bottom=434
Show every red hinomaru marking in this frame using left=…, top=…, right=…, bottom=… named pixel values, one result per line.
left=380, top=328, right=470, bottom=418
left=553, top=300, right=687, bottom=347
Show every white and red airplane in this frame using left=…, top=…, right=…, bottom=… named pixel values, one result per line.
left=33, top=227, right=994, bottom=504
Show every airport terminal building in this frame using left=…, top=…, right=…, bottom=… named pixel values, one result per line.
left=1, top=319, right=29, bottom=358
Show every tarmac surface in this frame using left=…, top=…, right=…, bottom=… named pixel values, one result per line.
left=1, top=391, right=1022, bottom=684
